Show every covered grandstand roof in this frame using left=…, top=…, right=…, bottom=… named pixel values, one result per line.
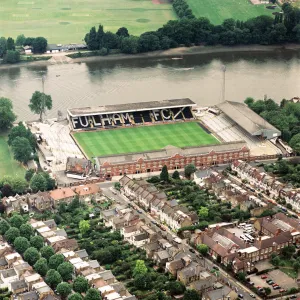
left=97, top=141, right=248, bottom=165
left=68, top=98, right=196, bottom=117
left=217, top=101, right=281, bottom=139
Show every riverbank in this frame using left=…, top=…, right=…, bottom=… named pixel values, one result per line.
left=1, top=44, right=300, bottom=70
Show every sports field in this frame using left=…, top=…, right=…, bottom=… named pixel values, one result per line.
left=73, top=122, right=219, bottom=158
left=0, top=0, right=176, bottom=44
left=0, top=134, right=26, bottom=178
left=186, top=0, right=280, bottom=24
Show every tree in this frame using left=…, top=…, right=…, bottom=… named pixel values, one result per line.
left=24, top=247, right=40, bottom=265
left=12, top=137, right=32, bottom=164
left=184, top=164, right=196, bottom=179
left=133, top=260, right=148, bottom=277
left=45, top=269, right=62, bottom=288
left=57, top=262, right=74, bottom=281
left=134, top=273, right=152, bottom=290
left=49, top=254, right=65, bottom=270
left=11, top=177, right=28, bottom=194
left=120, top=36, right=139, bottom=54
left=29, top=91, right=52, bottom=122
left=0, top=219, right=10, bottom=235
left=0, top=37, right=7, bottom=58
left=6, top=37, right=15, bottom=50
left=34, top=258, right=49, bottom=276
left=114, top=182, right=121, bottom=191
left=167, top=281, right=186, bottom=295
left=282, top=245, right=296, bottom=258
left=293, top=261, right=300, bottom=272
left=57, top=282, right=72, bottom=299
left=32, top=37, right=48, bottom=53
left=25, top=169, right=35, bottom=182
left=8, top=122, right=36, bottom=150
left=30, top=235, right=44, bottom=250
left=290, top=133, right=300, bottom=153
left=0, top=97, right=17, bottom=130
left=103, top=32, right=119, bottom=50
left=4, top=50, right=20, bottom=64
left=237, top=271, right=246, bottom=282
left=73, top=276, right=89, bottom=293
left=138, top=33, right=161, bottom=52
left=20, top=223, right=33, bottom=240
left=85, top=26, right=98, bottom=50
left=160, top=165, right=169, bottom=182
left=9, top=214, right=24, bottom=228
left=41, top=246, right=55, bottom=261
left=1, top=184, right=12, bottom=197
left=183, top=289, right=200, bottom=300
left=68, top=293, right=83, bottom=300
left=116, top=27, right=129, bottom=37
left=84, top=288, right=101, bottom=300
left=40, top=172, right=56, bottom=190
left=198, top=206, right=209, bottom=220
left=172, top=170, right=180, bottom=180
left=16, top=34, right=26, bottom=46
left=5, top=227, right=20, bottom=243
left=79, top=220, right=90, bottom=235
left=30, top=173, right=47, bottom=192
left=264, top=287, right=271, bottom=296
left=14, top=236, right=30, bottom=253
left=196, top=244, right=208, bottom=256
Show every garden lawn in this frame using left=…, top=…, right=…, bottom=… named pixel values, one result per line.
left=186, top=0, right=280, bottom=24
left=0, top=134, right=26, bottom=178
left=278, top=259, right=298, bottom=279
left=0, top=0, right=176, bottom=44
left=73, top=122, right=219, bottom=158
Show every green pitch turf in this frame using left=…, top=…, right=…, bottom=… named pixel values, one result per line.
left=0, top=134, right=26, bottom=178
left=0, top=0, right=176, bottom=44
left=186, top=0, right=280, bottom=24
left=73, top=122, right=219, bottom=158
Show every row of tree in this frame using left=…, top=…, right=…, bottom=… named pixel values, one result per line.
left=172, top=0, right=195, bottom=19
left=0, top=35, right=48, bottom=64
left=244, top=98, right=300, bottom=153
left=84, top=3, right=300, bottom=55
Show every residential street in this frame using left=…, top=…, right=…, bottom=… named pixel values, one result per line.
left=101, top=186, right=261, bottom=300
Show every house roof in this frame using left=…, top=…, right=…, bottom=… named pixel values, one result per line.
left=49, top=188, right=75, bottom=201
left=206, top=286, right=232, bottom=300
left=75, top=249, right=89, bottom=259
left=11, top=279, right=27, bottom=290
left=44, top=219, right=57, bottom=228
left=18, top=291, right=39, bottom=300
left=156, top=250, right=170, bottom=260
left=72, top=184, right=100, bottom=196
left=88, top=260, right=100, bottom=269
left=99, top=270, right=115, bottom=281
left=55, top=229, right=67, bottom=237
left=97, top=142, right=248, bottom=165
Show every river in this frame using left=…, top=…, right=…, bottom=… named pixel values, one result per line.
left=0, top=50, right=300, bottom=121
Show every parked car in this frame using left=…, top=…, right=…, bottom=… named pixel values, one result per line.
left=212, top=266, right=219, bottom=270
left=249, top=282, right=255, bottom=286
left=261, top=275, right=268, bottom=279
left=249, top=294, right=256, bottom=298
left=280, top=289, right=286, bottom=293
left=273, top=286, right=281, bottom=290
left=238, top=294, right=244, bottom=299
left=290, top=295, right=297, bottom=299
left=267, top=280, right=274, bottom=285
left=272, top=283, right=279, bottom=287
left=189, top=248, right=195, bottom=253
left=137, top=210, right=142, bottom=214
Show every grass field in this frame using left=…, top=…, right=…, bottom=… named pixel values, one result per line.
left=73, top=122, right=219, bottom=159
left=186, top=0, right=280, bottom=24
left=0, top=0, right=176, bottom=44
left=0, top=134, right=26, bottom=178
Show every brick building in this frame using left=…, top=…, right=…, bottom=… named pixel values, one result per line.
left=96, top=142, right=250, bottom=177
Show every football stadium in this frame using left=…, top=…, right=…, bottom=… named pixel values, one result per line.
left=67, top=98, right=286, bottom=177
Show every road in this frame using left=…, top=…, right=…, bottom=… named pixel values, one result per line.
left=101, top=186, right=260, bottom=300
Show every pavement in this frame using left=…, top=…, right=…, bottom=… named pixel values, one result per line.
left=101, top=186, right=261, bottom=300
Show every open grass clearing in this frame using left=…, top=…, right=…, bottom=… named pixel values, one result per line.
left=73, top=122, right=219, bottom=159
left=0, top=134, right=26, bottom=178
left=186, top=0, right=280, bottom=24
left=0, top=0, right=176, bottom=44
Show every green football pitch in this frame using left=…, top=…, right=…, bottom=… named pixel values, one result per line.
left=0, top=134, right=26, bottom=178
left=0, top=0, right=176, bottom=44
left=186, top=0, right=280, bottom=24
left=73, top=122, right=219, bottom=158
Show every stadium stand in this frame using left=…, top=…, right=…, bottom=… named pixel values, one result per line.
left=199, top=110, right=282, bottom=157
left=68, top=99, right=196, bottom=130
